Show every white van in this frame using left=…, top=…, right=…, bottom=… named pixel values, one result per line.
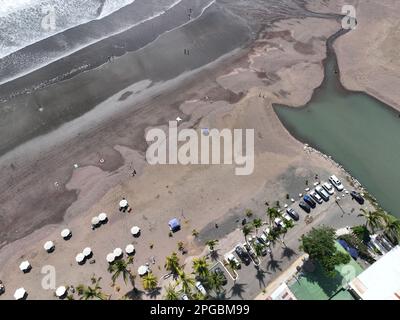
left=329, top=175, right=344, bottom=191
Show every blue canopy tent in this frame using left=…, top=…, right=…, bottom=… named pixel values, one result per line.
left=168, top=218, right=181, bottom=232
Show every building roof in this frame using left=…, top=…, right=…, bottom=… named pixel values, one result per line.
left=267, top=283, right=297, bottom=300
left=349, top=245, right=400, bottom=300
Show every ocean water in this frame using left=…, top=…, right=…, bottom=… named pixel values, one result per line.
left=0, top=0, right=187, bottom=84
left=274, top=34, right=400, bottom=218
left=0, top=0, right=136, bottom=58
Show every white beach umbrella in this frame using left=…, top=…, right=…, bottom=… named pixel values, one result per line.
left=83, top=247, right=92, bottom=257
left=113, top=248, right=123, bottom=258
left=130, top=226, right=141, bottom=236
left=119, top=199, right=128, bottom=208
left=75, top=253, right=85, bottom=263
left=106, top=253, right=115, bottom=263
left=61, top=229, right=71, bottom=239
left=138, top=265, right=149, bottom=276
left=98, top=213, right=108, bottom=222
left=55, top=286, right=66, bottom=298
left=19, top=261, right=31, bottom=272
left=125, top=244, right=135, bottom=254
left=91, top=216, right=100, bottom=226
left=14, top=288, right=26, bottom=300
left=44, top=241, right=54, bottom=252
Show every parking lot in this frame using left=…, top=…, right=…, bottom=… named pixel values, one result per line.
left=214, top=176, right=370, bottom=300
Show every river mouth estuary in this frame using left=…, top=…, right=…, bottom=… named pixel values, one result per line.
left=274, top=32, right=400, bottom=218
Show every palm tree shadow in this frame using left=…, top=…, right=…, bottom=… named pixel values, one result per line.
left=146, top=287, right=162, bottom=299
left=281, top=246, right=297, bottom=260
left=124, top=288, right=144, bottom=300
left=229, top=282, right=246, bottom=300
left=210, top=249, right=221, bottom=261
left=255, top=268, right=267, bottom=288
left=266, top=253, right=282, bottom=272
left=211, top=289, right=227, bottom=300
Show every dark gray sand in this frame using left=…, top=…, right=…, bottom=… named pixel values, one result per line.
left=0, top=0, right=329, bottom=247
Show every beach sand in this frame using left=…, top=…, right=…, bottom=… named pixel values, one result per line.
left=314, top=0, right=400, bottom=112
left=0, top=9, right=346, bottom=299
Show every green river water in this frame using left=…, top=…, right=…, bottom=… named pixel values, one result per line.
left=274, top=33, right=400, bottom=218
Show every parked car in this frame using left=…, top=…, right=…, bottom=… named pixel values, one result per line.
left=299, top=201, right=311, bottom=213
left=315, top=186, right=330, bottom=201
left=263, top=227, right=271, bottom=236
left=274, top=217, right=286, bottom=229
left=0, top=281, right=4, bottom=295
left=213, top=267, right=228, bottom=286
left=259, top=233, right=271, bottom=246
left=235, top=245, right=251, bottom=266
left=350, top=191, right=364, bottom=204
left=322, top=182, right=335, bottom=195
left=226, top=253, right=241, bottom=269
left=252, top=239, right=267, bottom=256
left=283, top=212, right=293, bottom=222
left=244, top=242, right=258, bottom=261
left=329, top=175, right=344, bottom=191
left=303, top=195, right=316, bottom=208
left=310, top=189, right=323, bottom=204
left=181, top=293, right=189, bottom=300
left=286, top=208, right=299, bottom=221
left=195, top=281, right=207, bottom=295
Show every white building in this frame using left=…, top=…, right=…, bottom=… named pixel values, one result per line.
left=349, top=245, right=400, bottom=300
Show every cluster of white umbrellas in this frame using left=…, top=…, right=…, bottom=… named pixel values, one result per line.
left=75, top=247, right=92, bottom=264
left=106, top=247, right=126, bottom=263
left=91, top=213, right=108, bottom=227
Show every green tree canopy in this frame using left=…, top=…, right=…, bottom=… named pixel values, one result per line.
left=300, top=226, right=350, bottom=277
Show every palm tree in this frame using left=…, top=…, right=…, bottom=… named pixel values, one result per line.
left=76, top=276, right=108, bottom=300
left=108, top=257, right=135, bottom=286
left=164, top=284, right=180, bottom=300
left=253, top=242, right=265, bottom=257
left=142, top=272, right=158, bottom=292
left=192, top=257, right=209, bottom=280
left=207, top=271, right=225, bottom=295
left=266, top=207, right=280, bottom=225
left=165, top=252, right=181, bottom=275
left=358, top=209, right=385, bottom=232
left=205, top=239, right=219, bottom=252
left=177, top=269, right=195, bottom=295
left=253, top=218, right=263, bottom=234
left=242, top=223, right=254, bottom=243
left=382, top=214, right=400, bottom=244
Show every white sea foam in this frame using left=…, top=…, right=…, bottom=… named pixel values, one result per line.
left=0, top=0, right=136, bottom=58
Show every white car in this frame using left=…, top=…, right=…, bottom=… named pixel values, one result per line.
left=259, top=233, right=271, bottom=246
left=322, top=182, right=335, bottom=195
left=226, top=253, right=240, bottom=268
left=283, top=213, right=292, bottom=222
left=310, top=189, right=323, bottom=204
left=315, top=185, right=330, bottom=201
left=329, top=175, right=344, bottom=191
left=195, top=281, right=207, bottom=296
left=274, top=217, right=286, bottom=229
left=263, top=227, right=271, bottom=236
